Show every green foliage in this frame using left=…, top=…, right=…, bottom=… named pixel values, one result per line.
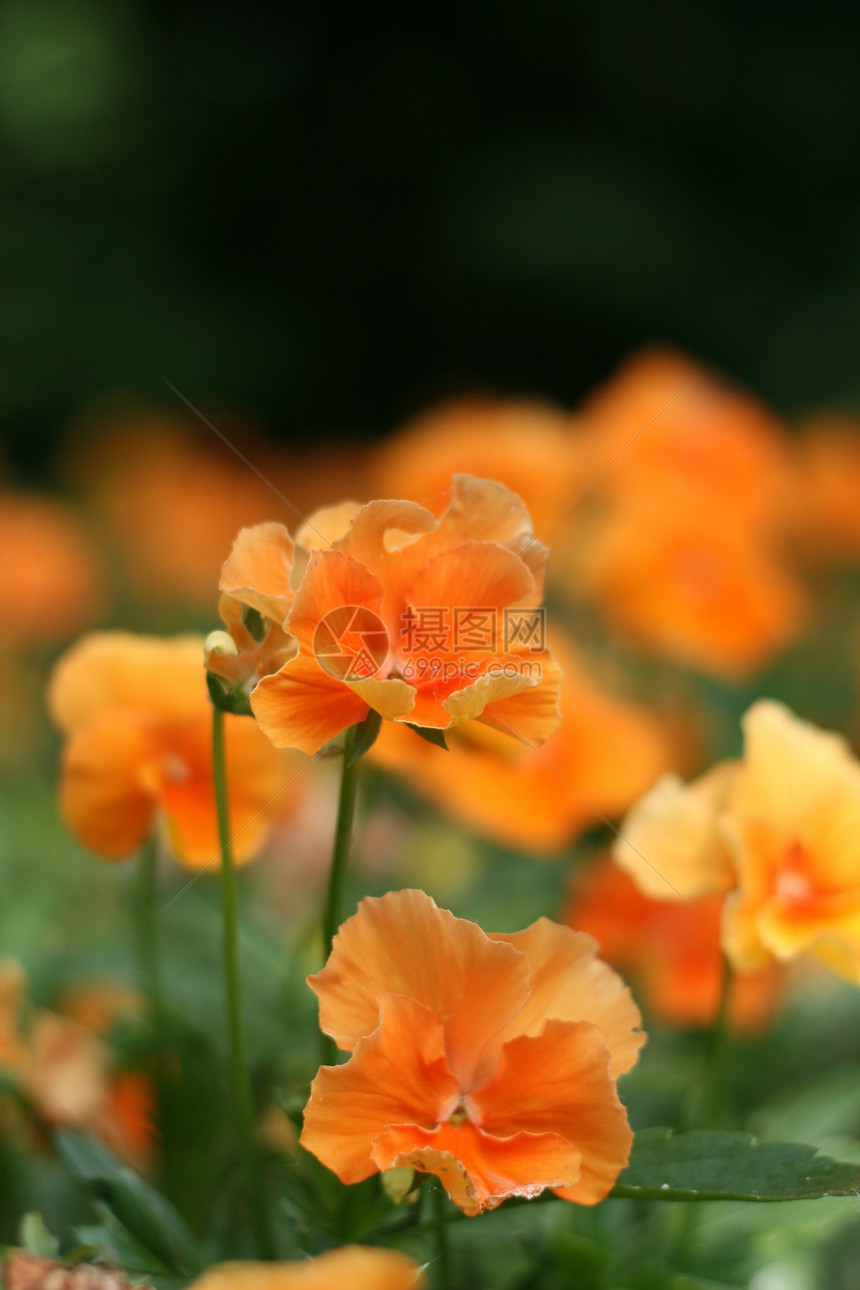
left=612, top=1129, right=860, bottom=1202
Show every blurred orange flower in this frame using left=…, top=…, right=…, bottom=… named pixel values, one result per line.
left=69, top=409, right=370, bottom=610
left=370, top=634, right=672, bottom=853
left=557, top=349, right=806, bottom=679
left=48, top=633, right=297, bottom=866
left=0, top=963, right=155, bottom=1170
left=250, top=475, right=562, bottom=756
left=565, top=856, right=781, bottom=1032
left=373, top=395, right=581, bottom=531
left=186, top=1246, right=424, bottom=1290
left=787, top=415, right=860, bottom=564
left=0, top=492, right=101, bottom=647
left=614, top=700, right=860, bottom=983
left=301, top=889, right=642, bottom=1214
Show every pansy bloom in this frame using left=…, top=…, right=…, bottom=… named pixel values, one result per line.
left=241, top=475, right=562, bottom=756
left=614, top=700, right=860, bottom=983
left=186, top=1246, right=424, bottom=1290
left=48, top=632, right=296, bottom=867
left=300, top=889, right=643, bottom=1215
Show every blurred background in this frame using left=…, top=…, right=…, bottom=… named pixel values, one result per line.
left=4, top=0, right=860, bottom=473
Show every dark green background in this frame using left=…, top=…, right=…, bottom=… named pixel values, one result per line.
left=4, top=0, right=859, bottom=469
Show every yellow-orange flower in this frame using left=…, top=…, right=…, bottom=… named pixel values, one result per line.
left=614, top=701, right=860, bottom=983
left=186, top=1247, right=424, bottom=1290
left=565, top=856, right=781, bottom=1032
left=369, top=634, right=672, bottom=853
left=249, top=475, right=562, bottom=756
left=300, top=889, right=642, bottom=1215
left=48, top=632, right=297, bottom=866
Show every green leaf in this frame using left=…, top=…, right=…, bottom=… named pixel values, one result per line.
left=406, top=723, right=448, bottom=750
left=611, top=1127, right=860, bottom=1202
left=348, top=709, right=383, bottom=764
left=19, top=1212, right=59, bottom=1257
left=76, top=1210, right=183, bottom=1290
left=57, top=1133, right=205, bottom=1276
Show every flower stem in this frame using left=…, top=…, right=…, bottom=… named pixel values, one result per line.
left=700, top=954, right=734, bottom=1130
left=320, top=725, right=360, bottom=1066
left=431, top=1181, right=453, bottom=1289
left=136, top=834, right=162, bottom=1025
left=212, top=706, right=274, bottom=1259
left=322, top=725, right=360, bottom=963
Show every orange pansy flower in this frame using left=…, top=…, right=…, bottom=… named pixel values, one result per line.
left=186, top=1247, right=424, bottom=1290
left=786, top=415, right=860, bottom=564
left=614, top=701, right=860, bottom=984
left=300, top=889, right=643, bottom=1215
left=567, top=500, right=807, bottom=680
left=0, top=492, right=101, bottom=647
left=369, top=634, right=672, bottom=853
left=249, top=475, right=562, bottom=757
left=555, top=348, right=806, bottom=679
left=565, top=856, right=781, bottom=1033
left=48, top=633, right=296, bottom=866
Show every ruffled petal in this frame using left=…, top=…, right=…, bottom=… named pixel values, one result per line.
left=487, top=919, right=644, bottom=1079
left=308, top=889, right=530, bottom=1089
left=251, top=653, right=369, bottom=756
left=47, top=633, right=205, bottom=733
left=296, top=501, right=363, bottom=552
left=287, top=549, right=386, bottom=654
left=473, top=648, right=563, bottom=747
left=219, top=522, right=295, bottom=624
left=613, top=762, right=738, bottom=902
left=472, top=1019, right=633, bottom=1205
left=300, top=995, right=460, bottom=1183
left=373, top=1119, right=581, bottom=1217
left=186, top=1248, right=424, bottom=1290
left=59, top=710, right=160, bottom=859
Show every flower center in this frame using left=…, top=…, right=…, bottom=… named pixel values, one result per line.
left=448, top=1104, right=469, bottom=1127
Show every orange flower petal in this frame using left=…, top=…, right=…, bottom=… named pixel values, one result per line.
left=473, top=1019, right=632, bottom=1205
left=59, top=710, right=160, bottom=859
left=300, top=995, right=460, bottom=1183
left=308, top=889, right=530, bottom=1088
left=287, top=549, right=385, bottom=653
left=296, top=501, right=363, bottom=552
left=405, top=541, right=534, bottom=617
left=334, top=498, right=437, bottom=593
left=487, top=920, right=644, bottom=1080
left=613, top=762, right=738, bottom=902
left=430, top=475, right=549, bottom=596
left=48, top=633, right=205, bottom=733
left=251, top=653, right=370, bottom=756
left=219, top=522, right=295, bottom=624
left=186, top=1247, right=424, bottom=1290
left=373, top=1118, right=582, bottom=1216
left=754, top=896, right=860, bottom=982
left=473, top=648, right=563, bottom=747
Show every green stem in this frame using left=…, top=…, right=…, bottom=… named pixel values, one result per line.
left=136, top=835, right=162, bottom=1024
left=212, top=706, right=274, bottom=1259
left=699, top=954, right=734, bottom=1130
left=431, top=1181, right=453, bottom=1289
left=322, top=725, right=360, bottom=964
left=320, top=726, right=360, bottom=1066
